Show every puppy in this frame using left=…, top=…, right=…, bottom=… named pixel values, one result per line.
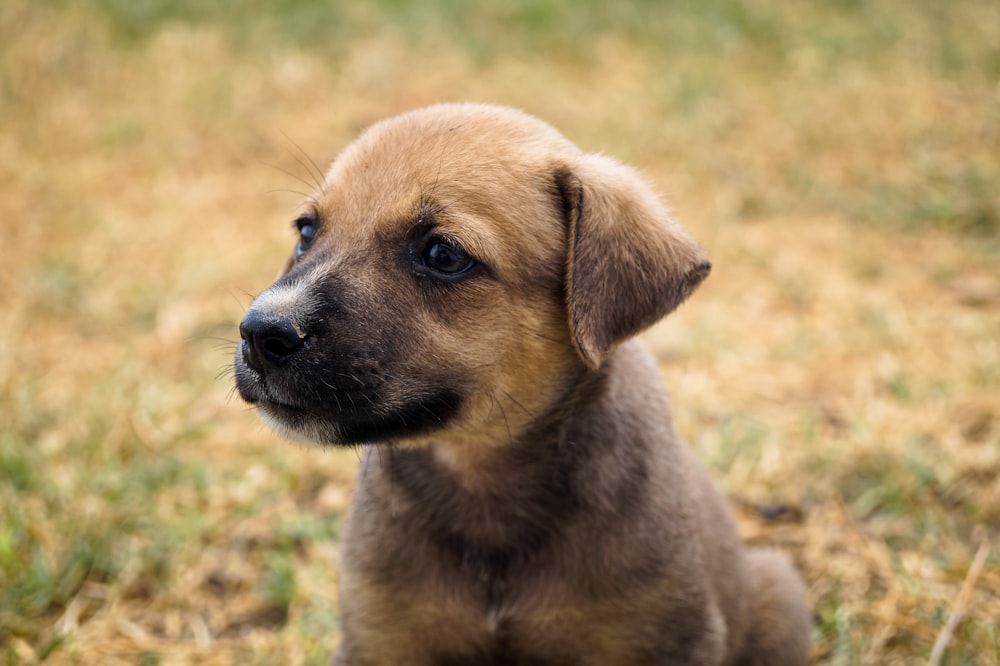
left=234, top=103, right=811, bottom=665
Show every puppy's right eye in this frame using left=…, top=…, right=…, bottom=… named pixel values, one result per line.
left=296, top=218, right=317, bottom=258
left=422, top=240, right=476, bottom=276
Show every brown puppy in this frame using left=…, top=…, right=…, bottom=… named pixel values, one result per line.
left=234, top=103, right=811, bottom=665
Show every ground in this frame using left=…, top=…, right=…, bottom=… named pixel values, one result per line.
left=1, top=1, right=998, bottom=664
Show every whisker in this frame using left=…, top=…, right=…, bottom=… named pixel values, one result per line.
left=216, top=365, right=237, bottom=382
left=495, top=397, right=513, bottom=446
left=529, top=331, right=576, bottom=351
left=415, top=400, right=445, bottom=425
left=261, top=160, right=321, bottom=195
left=267, top=187, right=315, bottom=200
left=429, top=190, right=478, bottom=215
left=224, top=384, right=241, bottom=404
left=279, top=129, right=327, bottom=192
left=228, top=288, right=255, bottom=314
left=200, top=335, right=239, bottom=345
left=500, top=390, right=533, bottom=418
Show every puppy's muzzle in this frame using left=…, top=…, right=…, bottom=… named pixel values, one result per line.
left=234, top=295, right=467, bottom=446
left=239, top=310, right=306, bottom=373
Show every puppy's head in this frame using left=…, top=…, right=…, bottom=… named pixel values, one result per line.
left=234, top=104, right=709, bottom=450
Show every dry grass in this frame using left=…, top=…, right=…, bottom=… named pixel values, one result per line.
left=1, top=1, right=998, bottom=664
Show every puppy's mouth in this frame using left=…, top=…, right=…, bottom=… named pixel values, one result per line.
left=233, top=347, right=465, bottom=446
left=268, top=389, right=463, bottom=446
left=245, top=391, right=305, bottom=416
left=252, top=384, right=465, bottom=446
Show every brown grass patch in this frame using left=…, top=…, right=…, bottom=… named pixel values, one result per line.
left=2, top=1, right=998, bottom=664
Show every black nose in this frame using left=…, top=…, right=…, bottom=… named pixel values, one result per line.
left=239, top=310, right=306, bottom=373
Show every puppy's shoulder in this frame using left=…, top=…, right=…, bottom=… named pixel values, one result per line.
left=603, top=340, right=674, bottom=415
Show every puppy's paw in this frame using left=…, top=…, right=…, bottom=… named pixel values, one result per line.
left=737, top=549, right=812, bottom=666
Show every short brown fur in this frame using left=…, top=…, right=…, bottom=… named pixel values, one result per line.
left=234, top=103, right=811, bottom=665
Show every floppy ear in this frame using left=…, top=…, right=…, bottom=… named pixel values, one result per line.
left=557, top=154, right=711, bottom=369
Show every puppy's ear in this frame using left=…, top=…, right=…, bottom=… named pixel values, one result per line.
left=557, top=154, right=711, bottom=369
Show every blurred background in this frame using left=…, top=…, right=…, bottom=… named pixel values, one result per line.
left=1, top=1, right=998, bottom=663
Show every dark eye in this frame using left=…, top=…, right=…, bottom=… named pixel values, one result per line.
left=423, top=240, right=475, bottom=275
left=296, top=218, right=316, bottom=258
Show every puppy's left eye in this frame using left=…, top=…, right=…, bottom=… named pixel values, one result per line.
left=423, top=241, right=476, bottom=276
left=296, top=218, right=317, bottom=258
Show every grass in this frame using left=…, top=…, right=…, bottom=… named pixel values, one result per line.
left=1, top=0, right=998, bottom=663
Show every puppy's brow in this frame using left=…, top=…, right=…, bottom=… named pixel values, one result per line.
left=288, top=205, right=321, bottom=233
left=415, top=195, right=443, bottom=220
left=402, top=196, right=453, bottom=240
left=295, top=203, right=321, bottom=221
left=405, top=207, right=480, bottom=259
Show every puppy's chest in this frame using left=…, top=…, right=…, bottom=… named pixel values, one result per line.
left=400, top=513, right=573, bottom=619
left=342, top=537, right=575, bottom=663
left=399, top=578, right=585, bottom=666
left=356, top=491, right=590, bottom=662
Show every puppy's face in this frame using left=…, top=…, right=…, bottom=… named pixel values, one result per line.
left=234, top=104, right=710, bottom=453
